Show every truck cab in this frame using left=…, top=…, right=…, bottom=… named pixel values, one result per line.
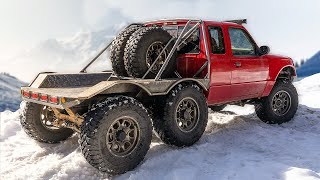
left=147, top=19, right=296, bottom=105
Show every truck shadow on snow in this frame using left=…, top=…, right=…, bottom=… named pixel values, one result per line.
left=118, top=104, right=320, bottom=179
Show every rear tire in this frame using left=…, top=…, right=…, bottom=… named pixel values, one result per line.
left=255, top=81, right=298, bottom=124
left=79, top=96, right=152, bottom=175
left=124, top=27, right=176, bottom=78
left=20, top=102, right=74, bottom=143
left=153, top=84, right=208, bottom=147
left=110, top=25, right=142, bottom=76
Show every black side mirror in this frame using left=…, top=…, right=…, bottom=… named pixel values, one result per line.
left=259, top=46, right=270, bottom=55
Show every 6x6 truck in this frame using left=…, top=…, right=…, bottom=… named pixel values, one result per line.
left=20, top=19, right=298, bottom=175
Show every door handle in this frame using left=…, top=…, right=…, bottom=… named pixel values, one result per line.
left=234, top=62, right=241, bottom=67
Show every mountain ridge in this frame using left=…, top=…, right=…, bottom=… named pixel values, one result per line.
left=296, top=51, right=320, bottom=77
left=0, top=73, right=26, bottom=112
left=3, top=24, right=126, bottom=82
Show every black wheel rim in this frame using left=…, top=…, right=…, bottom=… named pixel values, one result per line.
left=106, top=116, right=140, bottom=157
left=175, top=97, right=200, bottom=132
left=271, top=90, right=292, bottom=116
left=145, top=41, right=168, bottom=74
left=40, top=106, right=60, bottom=130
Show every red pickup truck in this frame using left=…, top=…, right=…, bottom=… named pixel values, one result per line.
left=20, top=19, right=298, bottom=175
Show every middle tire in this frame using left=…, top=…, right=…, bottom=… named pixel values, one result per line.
left=124, top=27, right=177, bottom=78
left=153, top=83, right=208, bottom=147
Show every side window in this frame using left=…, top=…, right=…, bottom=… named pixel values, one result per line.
left=208, top=27, right=225, bottom=54
left=228, top=28, right=256, bottom=56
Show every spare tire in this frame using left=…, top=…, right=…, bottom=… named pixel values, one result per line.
left=110, top=25, right=142, bottom=76
left=124, top=27, right=176, bottom=78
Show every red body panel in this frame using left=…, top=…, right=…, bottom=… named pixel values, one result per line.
left=146, top=20, right=296, bottom=104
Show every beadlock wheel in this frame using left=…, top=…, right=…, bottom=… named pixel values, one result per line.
left=106, top=116, right=140, bottom=157
left=271, top=90, right=292, bottom=116
left=175, top=97, right=200, bottom=133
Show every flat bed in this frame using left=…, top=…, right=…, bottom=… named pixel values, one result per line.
left=22, top=72, right=209, bottom=109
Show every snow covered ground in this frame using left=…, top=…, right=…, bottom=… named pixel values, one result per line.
left=1, top=74, right=320, bottom=180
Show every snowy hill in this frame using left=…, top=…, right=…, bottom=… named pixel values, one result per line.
left=3, top=24, right=126, bottom=82
left=0, top=73, right=25, bottom=112
left=1, top=74, right=320, bottom=180
left=297, top=51, right=320, bottom=77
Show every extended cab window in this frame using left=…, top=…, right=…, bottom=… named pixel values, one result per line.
left=177, top=26, right=200, bottom=54
left=208, top=27, right=225, bottom=54
left=228, top=28, right=255, bottom=56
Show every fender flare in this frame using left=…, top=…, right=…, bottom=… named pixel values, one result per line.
left=262, top=65, right=296, bottom=97
left=274, top=65, right=296, bottom=80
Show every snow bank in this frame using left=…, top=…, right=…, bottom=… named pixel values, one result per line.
left=1, top=74, right=320, bottom=180
left=295, top=73, right=320, bottom=108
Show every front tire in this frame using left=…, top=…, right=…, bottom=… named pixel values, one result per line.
left=153, top=84, right=208, bottom=147
left=20, top=102, right=74, bottom=143
left=255, top=81, right=298, bottom=124
left=79, top=96, right=152, bottom=175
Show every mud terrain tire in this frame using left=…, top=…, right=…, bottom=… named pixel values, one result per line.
left=110, top=25, right=142, bottom=76
left=20, top=102, right=74, bottom=143
left=79, top=96, right=152, bottom=175
left=124, top=27, right=176, bottom=78
left=255, top=81, right=298, bottom=124
left=153, top=84, right=208, bottom=147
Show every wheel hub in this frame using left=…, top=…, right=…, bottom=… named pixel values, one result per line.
left=106, top=117, right=140, bottom=157
left=175, top=97, right=200, bottom=132
left=271, top=90, right=291, bottom=116
left=116, top=130, right=126, bottom=141
left=276, top=100, right=282, bottom=107
left=183, top=108, right=192, bottom=120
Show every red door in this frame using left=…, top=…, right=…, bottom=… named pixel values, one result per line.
left=208, top=54, right=232, bottom=104
left=206, top=26, right=232, bottom=105
left=231, top=56, right=269, bottom=100
left=228, top=27, right=268, bottom=100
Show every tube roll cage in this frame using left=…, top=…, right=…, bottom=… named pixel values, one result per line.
left=80, top=19, right=211, bottom=81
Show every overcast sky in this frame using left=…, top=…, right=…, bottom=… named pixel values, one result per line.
left=0, top=0, right=319, bottom=64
